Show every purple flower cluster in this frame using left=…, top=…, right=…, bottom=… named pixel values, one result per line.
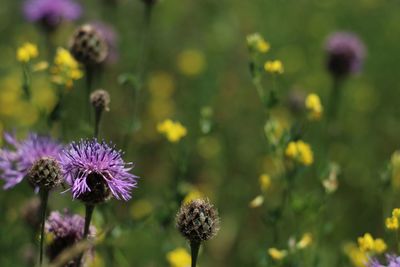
left=23, top=0, right=82, bottom=30
left=325, top=31, right=366, bottom=78
left=60, top=139, right=137, bottom=203
left=369, top=255, right=400, bottom=267
left=0, top=133, right=63, bottom=189
left=45, top=211, right=96, bottom=262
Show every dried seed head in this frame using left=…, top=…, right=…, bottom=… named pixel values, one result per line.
left=77, top=173, right=112, bottom=205
left=28, top=157, right=63, bottom=190
left=176, top=199, right=220, bottom=243
left=69, top=24, right=108, bottom=65
left=90, top=89, right=110, bottom=112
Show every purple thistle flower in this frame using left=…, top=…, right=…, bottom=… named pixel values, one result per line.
left=325, top=31, right=366, bottom=78
left=369, top=254, right=400, bottom=267
left=23, top=0, right=82, bottom=31
left=60, top=139, right=138, bottom=204
left=0, top=133, right=63, bottom=189
left=45, top=210, right=96, bottom=263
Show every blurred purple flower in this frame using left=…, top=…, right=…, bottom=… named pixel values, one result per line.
left=46, top=210, right=96, bottom=263
left=0, top=133, right=63, bottom=189
left=369, top=255, right=400, bottom=267
left=325, top=31, right=366, bottom=78
left=92, top=22, right=119, bottom=65
left=60, top=139, right=138, bottom=204
left=23, top=0, right=82, bottom=30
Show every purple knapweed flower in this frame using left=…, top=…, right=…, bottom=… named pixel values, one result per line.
left=369, top=254, right=400, bottom=267
left=60, top=139, right=138, bottom=204
left=0, top=133, right=63, bottom=189
left=325, top=31, right=366, bottom=78
left=46, top=210, right=96, bottom=264
left=23, top=0, right=82, bottom=31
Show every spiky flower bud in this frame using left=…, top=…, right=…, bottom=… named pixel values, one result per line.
left=176, top=199, right=220, bottom=243
left=90, top=89, right=110, bottom=112
left=69, top=24, right=108, bottom=66
left=28, top=157, right=63, bottom=190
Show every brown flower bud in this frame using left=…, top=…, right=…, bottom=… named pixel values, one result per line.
left=28, top=157, right=63, bottom=190
left=90, top=89, right=110, bottom=112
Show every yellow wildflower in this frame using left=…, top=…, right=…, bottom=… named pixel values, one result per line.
left=373, top=239, right=387, bottom=254
left=393, top=208, right=400, bottom=217
left=358, top=233, right=375, bottom=252
left=268, top=248, right=287, bottom=261
left=264, top=60, right=284, bottom=74
left=16, top=43, right=38, bottom=62
left=297, top=233, right=313, bottom=249
left=166, top=248, right=191, bottom=267
left=177, top=49, right=205, bottom=76
left=259, top=174, right=271, bottom=192
left=343, top=243, right=368, bottom=267
left=130, top=199, right=153, bottom=220
left=385, top=216, right=399, bottom=230
left=183, top=189, right=203, bottom=205
left=51, top=47, right=83, bottom=89
left=157, top=119, right=187, bottom=143
left=247, top=33, right=270, bottom=53
left=249, top=195, right=264, bottom=208
left=305, top=93, right=323, bottom=120
left=285, top=140, right=314, bottom=166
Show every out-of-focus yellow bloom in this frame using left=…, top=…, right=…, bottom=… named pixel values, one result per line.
left=148, top=72, right=176, bottom=98
left=285, top=140, right=314, bottom=166
left=393, top=208, right=400, bottom=217
left=264, top=118, right=285, bottom=148
left=373, top=239, right=387, bottom=254
left=183, top=189, right=203, bottom=205
left=268, top=248, right=287, bottom=261
left=130, top=199, right=153, bottom=220
left=32, top=61, right=49, bottom=72
left=177, top=49, right=206, bottom=76
left=344, top=243, right=368, bottom=267
left=297, top=233, right=312, bottom=249
left=51, top=47, right=83, bottom=89
left=305, top=93, right=323, bottom=120
left=259, top=174, right=271, bottom=192
left=16, top=43, right=38, bottom=62
left=385, top=208, right=400, bottom=231
left=249, top=195, right=264, bottom=208
left=264, top=60, right=284, bottom=74
left=166, top=248, right=191, bottom=267
left=322, top=162, right=340, bottom=194
left=157, top=119, right=187, bottom=143
left=247, top=33, right=270, bottom=53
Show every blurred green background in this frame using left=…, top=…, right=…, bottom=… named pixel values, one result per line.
left=1, top=0, right=400, bottom=266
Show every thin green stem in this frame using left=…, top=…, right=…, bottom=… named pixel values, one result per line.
left=76, top=204, right=95, bottom=267
left=85, top=66, right=93, bottom=125
left=327, top=77, right=342, bottom=124
left=190, top=241, right=201, bottom=267
left=94, top=109, right=102, bottom=139
left=39, top=190, right=49, bottom=266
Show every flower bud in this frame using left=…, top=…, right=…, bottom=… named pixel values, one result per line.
left=90, top=89, right=110, bottom=112
left=28, top=157, right=63, bottom=190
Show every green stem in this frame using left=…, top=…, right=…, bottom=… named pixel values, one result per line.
left=39, top=190, right=49, bottom=266
left=77, top=204, right=95, bottom=267
left=85, top=66, right=93, bottom=125
left=94, top=109, right=102, bottom=139
left=327, top=77, right=342, bottom=124
left=190, top=241, right=201, bottom=267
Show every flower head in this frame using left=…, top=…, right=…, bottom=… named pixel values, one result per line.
left=285, top=140, right=314, bottom=166
left=264, top=60, right=284, bottom=74
left=45, top=210, right=96, bottom=263
left=16, top=43, right=38, bottom=63
left=51, top=47, right=83, bottom=89
left=60, top=139, right=138, bottom=204
left=358, top=233, right=387, bottom=254
left=247, top=33, right=270, bottom=53
left=268, top=248, right=287, bottom=261
left=368, top=254, right=400, bottom=267
left=325, top=32, right=365, bottom=78
left=23, top=0, right=82, bottom=31
left=157, top=119, right=187, bottom=143
left=305, top=93, right=323, bottom=121
left=166, top=248, right=191, bottom=267
left=0, top=133, right=63, bottom=189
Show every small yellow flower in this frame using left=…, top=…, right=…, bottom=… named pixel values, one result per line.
left=259, top=174, right=271, bottom=192
left=249, top=195, right=264, bottom=208
left=51, top=47, right=83, bottom=89
left=183, top=189, right=203, bottom=205
left=385, top=216, right=399, bottom=230
left=343, top=243, right=368, bottom=267
left=373, top=239, right=387, bottom=254
left=305, top=93, right=323, bottom=120
left=357, top=233, right=375, bottom=252
left=392, top=208, right=400, bottom=217
left=177, top=49, right=206, bottom=76
left=268, top=248, right=287, bottom=261
left=285, top=140, right=314, bottom=166
left=157, top=119, right=187, bottom=143
left=16, top=42, right=38, bottom=62
left=297, top=233, right=313, bottom=249
left=247, top=33, right=270, bottom=53
left=264, top=60, right=284, bottom=74
left=166, top=248, right=191, bottom=267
